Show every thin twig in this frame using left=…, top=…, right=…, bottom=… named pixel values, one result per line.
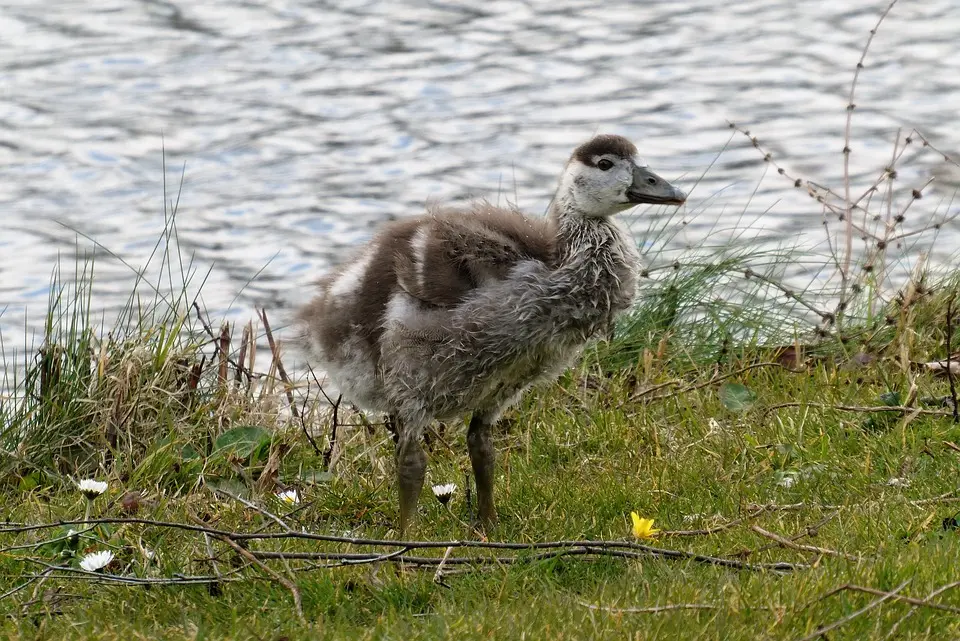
left=0, top=573, right=47, bottom=602
left=255, top=543, right=802, bottom=572
left=217, top=535, right=305, bottom=622
left=795, top=579, right=909, bottom=641
left=21, top=558, right=225, bottom=586
left=839, top=0, right=899, bottom=320
left=944, top=440, right=960, bottom=455
left=296, top=365, right=324, bottom=455
left=743, top=268, right=833, bottom=322
left=631, top=362, right=803, bottom=404
left=578, top=601, right=718, bottom=614
left=0, top=517, right=802, bottom=571
left=433, top=546, right=454, bottom=587
left=258, top=308, right=299, bottom=420
left=192, top=301, right=256, bottom=382
left=203, top=532, right=224, bottom=590
left=0, top=525, right=100, bottom=554
left=814, top=583, right=960, bottom=615
left=882, top=581, right=960, bottom=639
left=946, top=295, right=959, bottom=423
left=763, top=402, right=954, bottom=419
left=209, top=485, right=293, bottom=533
left=662, top=505, right=768, bottom=537
left=750, top=525, right=861, bottom=562
left=909, top=488, right=960, bottom=506
left=743, top=512, right=839, bottom=558
left=322, top=393, right=342, bottom=471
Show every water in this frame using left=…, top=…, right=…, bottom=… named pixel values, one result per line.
left=2, top=0, right=959, bottom=358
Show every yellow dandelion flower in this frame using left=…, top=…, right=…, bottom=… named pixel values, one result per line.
left=630, top=512, right=660, bottom=539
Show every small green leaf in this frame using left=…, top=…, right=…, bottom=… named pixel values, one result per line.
left=18, top=473, right=40, bottom=492
left=878, top=391, right=901, bottom=406
left=719, top=382, right=757, bottom=412
left=862, top=391, right=902, bottom=431
left=213, top=425, right=271, bottom=459
left=205, top=477, right=250, bottom=498
left=181, top=444, right=201, bottom=461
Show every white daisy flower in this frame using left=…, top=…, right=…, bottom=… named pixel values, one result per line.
left=77, top=479, right=108, bottom=500
left=885, top=477, right=910, bottom=487
left=432, top=483, right=456, bottom=506
left=79, top=550, right=114, bottom=573
left=276, top=489, right=300, bottom=505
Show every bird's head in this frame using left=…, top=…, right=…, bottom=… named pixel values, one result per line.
left=554, top=134, right=686, bottom=218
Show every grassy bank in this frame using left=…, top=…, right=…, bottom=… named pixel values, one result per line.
left=2, top=206, right=960, bottom=639
left=4, top=5, right=960, bottom=637
left=2, top=270, right=960, bottom=640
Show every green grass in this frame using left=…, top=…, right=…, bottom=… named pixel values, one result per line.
left=2, top=238, right=960, bottom=639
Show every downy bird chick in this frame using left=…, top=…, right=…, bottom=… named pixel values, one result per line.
left=299, top=135, right=686, bottom=535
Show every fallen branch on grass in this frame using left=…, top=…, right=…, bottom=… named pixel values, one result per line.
left=813, top=583, right=960, bottom=616
left=882, top=581, right=960, bottom=639
left=630, top=361, right=805, bottom=404
left=763, top=401, right=955, bottom=419
left=0, top=517, right=805, bottom=594
left=218, top=533, right=305, bottom=623
left=750, top=525, right=861, bottom=562
left=578, top=601, right=719, bottom=614
left=744, top=488, right=960, bottom=513
left=739, top=512, right=839, bottom=559
left=660, top=505, right=769, bottom=537
left=795, top=579, right=910, bottom=641
left=251, top=543, right=803, bottom=572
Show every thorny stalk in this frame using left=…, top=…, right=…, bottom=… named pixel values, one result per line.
left=840, top=0, right=899, bottom=325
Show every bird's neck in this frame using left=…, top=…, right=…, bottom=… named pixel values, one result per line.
left=542, top=197, right=640, bottom=338
left=548, top=198, right=628, bottom=265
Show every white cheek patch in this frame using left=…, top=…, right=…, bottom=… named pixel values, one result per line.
left=632, top=155, right=647, bottom=168
left=557, top=167, right=578, bottom=193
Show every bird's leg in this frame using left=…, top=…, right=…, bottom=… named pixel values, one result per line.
left=467, top=413, right=498, bottom=530
left=395, top=417, right=427, bottom=538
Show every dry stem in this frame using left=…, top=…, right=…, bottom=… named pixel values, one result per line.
left=578, top=601, right=718, bottom=614
left=750, top=525, right=861, bottom=562
left=796, top=579, right=909, bottom=641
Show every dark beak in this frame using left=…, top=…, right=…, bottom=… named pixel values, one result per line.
left=627, top=165, right=686, bottom=205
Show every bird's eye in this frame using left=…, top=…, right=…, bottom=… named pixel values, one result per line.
left=597, top=159, right=614, bottom=171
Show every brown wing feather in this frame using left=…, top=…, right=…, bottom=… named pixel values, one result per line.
left=395, top=202, right=556, bottom=308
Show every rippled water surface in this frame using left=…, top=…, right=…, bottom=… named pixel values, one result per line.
left=2, top=0, right=960, bottom=354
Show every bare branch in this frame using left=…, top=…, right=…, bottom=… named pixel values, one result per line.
left=578, top=601, right=718, bottom=614
left=750, top=525, right=861, bottom=562
left=796, top=579, right=909, bottom=641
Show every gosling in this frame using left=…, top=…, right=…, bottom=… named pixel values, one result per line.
left=299, top=135, right=686, bottom=535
